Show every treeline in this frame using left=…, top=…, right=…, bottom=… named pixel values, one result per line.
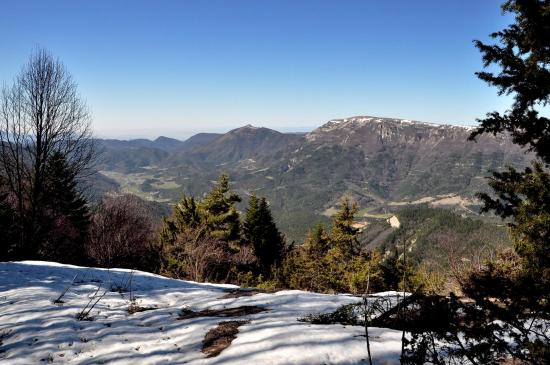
left=1, top=154, right=425, bottom=296
left=144, top=174, right=436, bottom=294
left=379, top=206, right=511, bottom=291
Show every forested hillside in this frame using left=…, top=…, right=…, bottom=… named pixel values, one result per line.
left=93, top=116, right=530, bottom=242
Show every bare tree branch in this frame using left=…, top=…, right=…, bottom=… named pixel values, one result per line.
left=0, top=48, right=96, bottom=255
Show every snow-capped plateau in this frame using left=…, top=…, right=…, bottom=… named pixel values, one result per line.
left=306, top=116, right=476, bottom=141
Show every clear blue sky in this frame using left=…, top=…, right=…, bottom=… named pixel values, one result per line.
left=0, top=0, right=512, bottom=139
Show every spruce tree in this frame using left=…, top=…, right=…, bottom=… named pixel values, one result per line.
left=39, top=152, right=90, bottom=264
left=243, top=194, right=261, bottom=244
left=158, top=174, right=246, bottom=280
left=469, top=0, right=550, bottom=163
left=467, top=0, right=550, bottom=302
left=331, top=197, right=359, bottom=257
left=162, top=174, right=242, bottom=245
left=0, top=49, right=95, bottom=259
left=243, top=194, right=286, bottom=275
left=469, top=0, right=550, bottom=284
left=404, top=2, right=550, bottom=363
left=174, top=195, right=203, bottom=230
left=200, top=174, right=241, bottom=242
left=304, top=223, right=330, bottom=257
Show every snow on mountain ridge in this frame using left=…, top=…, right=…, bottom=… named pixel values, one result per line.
left=316, top=116, right=474, bottom=132
left=305, top=116, right=476, bottom=142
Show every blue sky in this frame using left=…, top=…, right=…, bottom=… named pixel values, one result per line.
left=0, top=0, right=512, bottom=139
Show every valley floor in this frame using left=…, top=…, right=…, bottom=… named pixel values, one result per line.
left=0, top=262, right=403, bottom=364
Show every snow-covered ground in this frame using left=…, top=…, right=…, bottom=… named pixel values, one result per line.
left=0, top=261, right=402, bottom=364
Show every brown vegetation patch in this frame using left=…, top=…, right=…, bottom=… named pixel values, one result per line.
left=178, top=305, right=266, bottom=320
left=128, top=303, right=157, bottom=314
left=220, top=288, right=273, bottom=299
left=202, top=320, right=249, bottom=358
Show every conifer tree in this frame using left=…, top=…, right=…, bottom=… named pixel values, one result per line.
left=200, top=174, right=241, bottom=242
left=161, top=174, right=242, bottom=246
left=404, top=2, right=550, bottom=363
left=304, top=223, right=330, bottom=257
left=158, top=195, right=202, bottom=254
left=331, top=197, right=359, bottom=257
left=174, top=195, right=203, bottom=230
left=469, top=0, right=550, bottom=285
left=39, top=152, right=90, bottom=263
left=157, top=174, right=252, bottom=281
left=243, top=194, right=286, bottom=275
left=469, top=0, right=550, bottom=163
left=0, top=180, right=15, bottom=260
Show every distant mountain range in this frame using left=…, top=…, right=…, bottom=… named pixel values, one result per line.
left=91, top=116, right=530, bottom=241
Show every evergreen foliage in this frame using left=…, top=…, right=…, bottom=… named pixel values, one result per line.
left=405, top=1, right=550, bottom=363
left=482, top=162, right=550, bottom=281
left=174, top=195, right=202, bottom=229
left=469, top=0, right=550, bottom=163
left=469, top=0, right=550, bottom=288
left=304, top=223, right=330, bottom=258
left=242, top=195, right=286, bottom=275
left=279, top=198, right=388, bottom=294
left=0, top=179, right=15, bottom=259
left=381, top=206, right=510, bottom=274
left=0, top=49, right=95, bottom=260
left=200, top=174, right=242, bottom=242
left=330, top=197, right=359, bottom=257
left=158, top=174, right=257, bottom=282
left=38, top=152, right=90, bottom=264
left=160, top=174, right=243, bottom=247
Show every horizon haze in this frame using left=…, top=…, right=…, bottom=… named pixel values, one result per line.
left=1, top=0, right=514, bottom=139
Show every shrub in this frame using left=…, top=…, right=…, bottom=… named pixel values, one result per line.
left=86, top=194, right=157, bottom=270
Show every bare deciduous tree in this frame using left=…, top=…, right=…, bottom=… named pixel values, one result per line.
left=87, top=194, right=156, bottom=270
left=0, top=48, right=95, bottom=256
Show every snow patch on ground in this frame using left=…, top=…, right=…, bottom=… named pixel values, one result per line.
left=0, top=261, right=402, bottom=364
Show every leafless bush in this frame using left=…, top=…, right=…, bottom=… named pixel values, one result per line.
left=436, top=231, right=502, bottom=293
left=161, top=225, right=256, bottom=283
left=86, top=194, right=156, bottom=270
left=184, top=236, right=231, bottom=282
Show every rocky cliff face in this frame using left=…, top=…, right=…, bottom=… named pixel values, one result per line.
left=286, top=116, right=528, bottom=201
left=307, top=116, right=517, bottom=156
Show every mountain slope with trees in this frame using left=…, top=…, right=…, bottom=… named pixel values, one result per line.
left=93, top=116, right=531, bottom=242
